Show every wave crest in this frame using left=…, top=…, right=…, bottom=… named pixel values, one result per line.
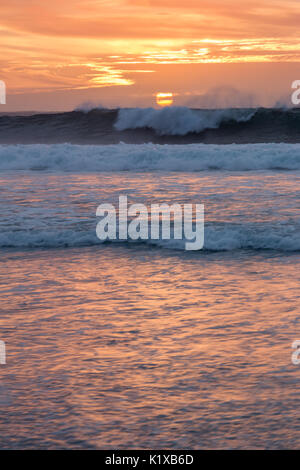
left=0, top=222, right=299, bottom=251
left=114, top=107, right=256, bottom=136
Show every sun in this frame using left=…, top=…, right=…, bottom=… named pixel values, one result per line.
left=156, top=92, right=173, bottom=107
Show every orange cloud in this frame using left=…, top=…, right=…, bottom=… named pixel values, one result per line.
left=0, top=0, right=300, bottom=39
left=0, top=0, right=299, bottom=109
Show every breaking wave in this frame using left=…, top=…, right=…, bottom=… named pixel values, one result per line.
left=0, top=222, right=299, bottom=252
left=0, top=143, right=300, bottom=172
left=1, top=107, right=300, bottom=144
left=115, top=107, right=256, bottom=135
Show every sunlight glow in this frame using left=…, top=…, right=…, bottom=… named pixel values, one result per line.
left=156, top=92, right=174, bottom=107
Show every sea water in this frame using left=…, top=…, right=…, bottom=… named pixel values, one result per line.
left=0, top=143, right=299, bottom=448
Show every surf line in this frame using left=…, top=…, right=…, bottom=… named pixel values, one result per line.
left=96, top=195, right=204, bottom=250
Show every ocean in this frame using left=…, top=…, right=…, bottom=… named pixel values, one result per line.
left=0, top=109, right=300, bottom=449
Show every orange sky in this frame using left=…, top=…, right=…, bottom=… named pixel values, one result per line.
left=1, top=0, right=300, bottom=110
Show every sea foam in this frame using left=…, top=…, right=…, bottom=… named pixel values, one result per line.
left=0, top=222, right=299, bottom=251
left=114, top=107, right=256, bottom=135
left=0, top=143, right=300, bottom=172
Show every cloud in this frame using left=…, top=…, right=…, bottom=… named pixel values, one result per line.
left=0, top=0, right=300, bottom=39
left=0, top=0, right=299, bottom=110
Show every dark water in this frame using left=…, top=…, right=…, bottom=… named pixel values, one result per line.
left=0, top=107, right=300, bottom=144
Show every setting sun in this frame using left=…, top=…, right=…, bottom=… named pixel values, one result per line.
left=156, top=92, right=173, bottom=107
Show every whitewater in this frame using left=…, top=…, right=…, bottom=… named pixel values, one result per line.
left=0, top=143, right=300, bottom=172
left=1, top=137, right=300, bottom=449
left=1, top=107, right=300, bottom=144
left=114, top=107, right=256, bottom=135
left=0, top=143, right=299, bottom=251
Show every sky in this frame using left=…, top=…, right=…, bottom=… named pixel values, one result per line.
left=0, top=0, right=300, bottom=111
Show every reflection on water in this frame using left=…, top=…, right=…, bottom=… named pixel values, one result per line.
left=0, top=246, right=299, bottom=449
left=0, top=170, right=299, bottom=250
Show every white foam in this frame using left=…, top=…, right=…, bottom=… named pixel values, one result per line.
left=115, top=107, right=256, bottom=135
left=0, top=143, right=300, bottom=172
left=0, top=222, right=299, bottom=251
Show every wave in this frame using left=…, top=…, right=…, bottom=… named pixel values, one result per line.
left=0, top=222, right=299, bottom=251
left=114, top=107, right=256, bottom=135
left=0, top=143, right=300, bottom=172
left=1, top=107, right=300, bottom=144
